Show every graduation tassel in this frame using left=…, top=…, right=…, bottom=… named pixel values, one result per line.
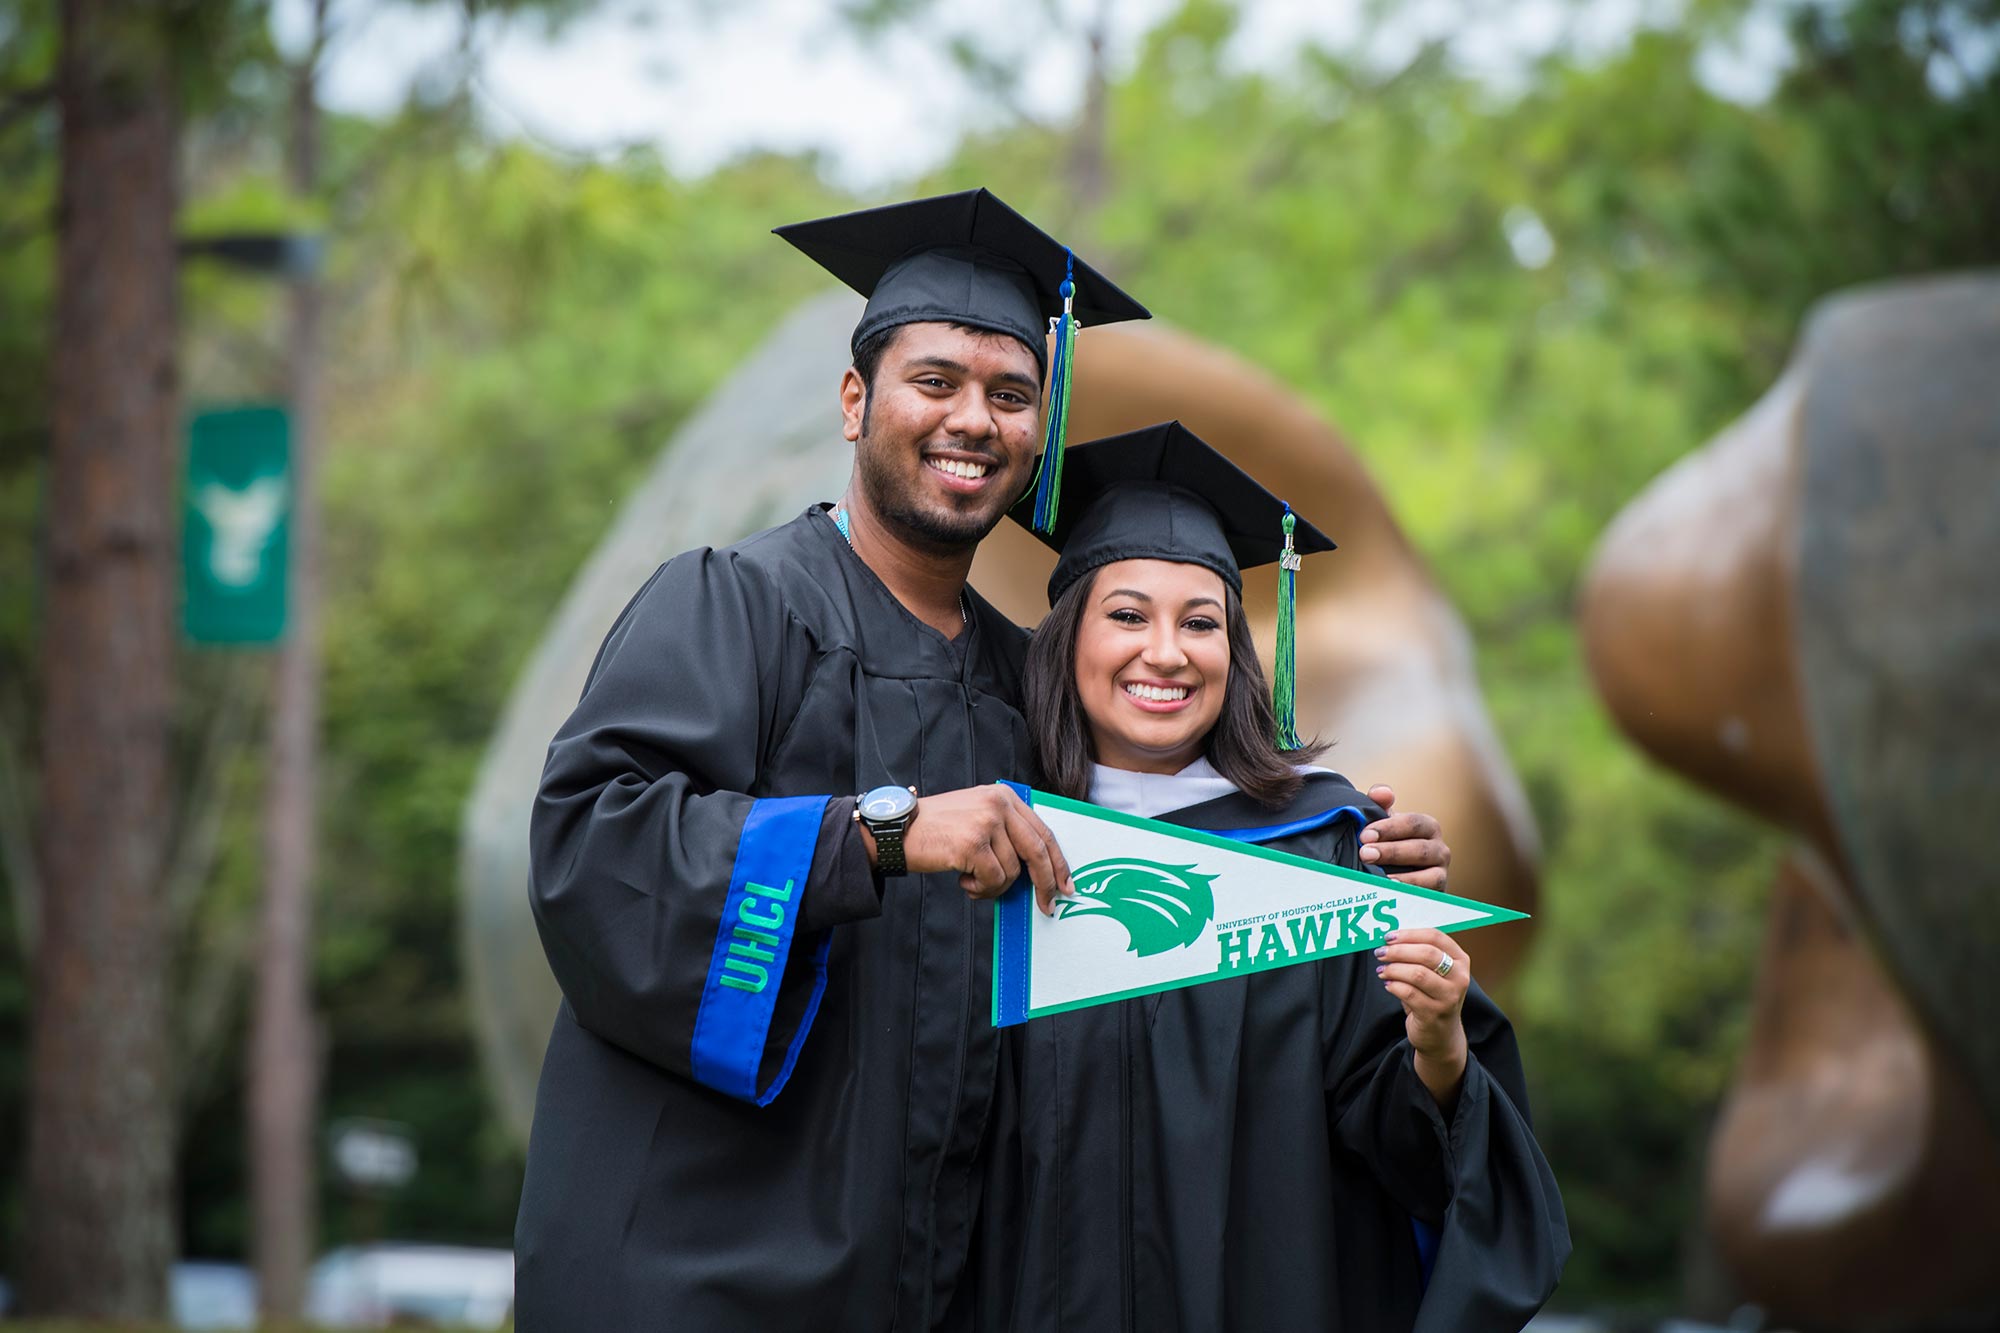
left=1274, top=504, right=1303, bottom=751
left=1031, top=251, right=1079, bottom=535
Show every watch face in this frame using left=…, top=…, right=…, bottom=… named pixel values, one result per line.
left=860, top=785, right=917, bottom=822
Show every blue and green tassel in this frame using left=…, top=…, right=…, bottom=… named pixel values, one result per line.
left=1274, top=504, right=1303, bottom=750
left=1031, top=251, right=1079, bottom=535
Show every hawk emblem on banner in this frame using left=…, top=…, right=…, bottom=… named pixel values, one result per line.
left=1056, top=858, right=1217, bottom=957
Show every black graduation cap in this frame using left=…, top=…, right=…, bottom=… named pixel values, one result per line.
left=773, top=188, right=1150, bottom=374
left=1009, top=420, right=1335, bottom=749
left=1009, top=420, right=1336, bottom=603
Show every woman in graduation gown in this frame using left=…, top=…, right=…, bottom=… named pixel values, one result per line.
left=979, top=422, right=1570, bottom=1331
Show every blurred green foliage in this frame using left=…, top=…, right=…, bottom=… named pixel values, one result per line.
left=0, top=0, right=1994, bottom=1316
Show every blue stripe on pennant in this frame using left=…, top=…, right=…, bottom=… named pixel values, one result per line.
left=994, top=882, right=1033, bottom=1027
left=1204, top=805, right=1368, bottom=845
left=689, top=795, right=830, bottom=1103
left=993, top=782, right=1036, bottom=1027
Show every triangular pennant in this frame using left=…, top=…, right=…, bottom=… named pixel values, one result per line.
left=992, top=785, right=1527, bottom=1027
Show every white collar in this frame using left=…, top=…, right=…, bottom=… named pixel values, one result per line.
left=1086, top=756, right=1241, bottom=818
left=1085, top=759, right=1345, bottom=819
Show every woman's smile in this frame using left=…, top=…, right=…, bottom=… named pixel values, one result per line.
left=1119, top=678, right=1197, bottom=710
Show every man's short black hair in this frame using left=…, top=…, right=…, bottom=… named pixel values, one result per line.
left=850, top=324, right=906, bottom=399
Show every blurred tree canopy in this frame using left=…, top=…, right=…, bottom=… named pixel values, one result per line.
left=1, top=0, right=1994, bottom=1315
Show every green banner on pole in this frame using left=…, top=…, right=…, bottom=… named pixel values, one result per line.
left=183, top=405, right=290, bottom=644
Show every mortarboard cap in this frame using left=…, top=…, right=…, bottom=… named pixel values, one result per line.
left=774, top=188, right=1150, bottom=374
left=1009, top=420, right=1336, bottom=605
left=1008, top=420, right=1335, bottom=749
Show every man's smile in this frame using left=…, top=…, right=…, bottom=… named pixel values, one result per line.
left=923, top=451, right=1001, bottom=493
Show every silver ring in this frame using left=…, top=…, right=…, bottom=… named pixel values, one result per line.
left=1434, top=954, right=1454, bottom=978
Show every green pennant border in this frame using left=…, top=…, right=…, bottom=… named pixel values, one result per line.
left=993, top=786, right=1529, bottom=1026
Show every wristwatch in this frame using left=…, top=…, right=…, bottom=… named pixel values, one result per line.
left=855, top=784, right=920, bottom=876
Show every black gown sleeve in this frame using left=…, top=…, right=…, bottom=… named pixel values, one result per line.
left=1322, top=944, right=1460, bottom=1224
left=1314, top=830, right=1570, bottom=1329
left=528, top=550, right=882, bottom=1105
left=1409, top=987, right=1571, bottom=1333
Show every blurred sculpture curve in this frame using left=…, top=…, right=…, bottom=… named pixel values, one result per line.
left=1580, top=272, right=2000, bottom=1331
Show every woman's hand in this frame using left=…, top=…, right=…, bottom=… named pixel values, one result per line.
left=1374, top=926, right=1471, bottom=1109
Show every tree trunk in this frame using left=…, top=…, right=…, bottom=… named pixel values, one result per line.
left=252, top=1, right=327, bottom=1316
left=1063, top=0, right=1114, bottom=231
left=24, top=0, right=179, bottom=1317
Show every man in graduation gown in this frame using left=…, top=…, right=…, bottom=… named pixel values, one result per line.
left=512, top=192, right=1459, bottom=1331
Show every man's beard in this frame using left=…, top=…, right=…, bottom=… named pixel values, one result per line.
left=854, top=426, right=1022, bottom=555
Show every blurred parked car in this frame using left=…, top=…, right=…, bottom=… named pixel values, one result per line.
left=305, top=1244, right=513, bottom=1328
left=171, top=1261, right=257, bottom=1328
left=0, top=1263, right=256, bottom=1327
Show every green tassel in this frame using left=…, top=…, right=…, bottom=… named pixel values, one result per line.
left=1274, top=505, right=1302, bottom=751
left=1031, top=255, right=1078, bottom=534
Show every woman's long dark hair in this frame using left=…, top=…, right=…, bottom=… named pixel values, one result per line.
left=1023, top=566, right=1329, bottom=810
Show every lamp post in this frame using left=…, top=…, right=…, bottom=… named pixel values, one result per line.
left=179, top=220, right=326, bottom=1321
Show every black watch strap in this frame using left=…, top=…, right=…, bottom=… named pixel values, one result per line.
left=854, top=788, right=917, bottom=877
left=871, top=821, right=907, bottom=877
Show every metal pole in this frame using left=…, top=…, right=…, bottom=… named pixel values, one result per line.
left=251, top=0, right=327, bottom=1316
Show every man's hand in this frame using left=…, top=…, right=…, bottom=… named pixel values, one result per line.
left=1374, top=925, right=1471, bottom=1109
left=866, top=785, right=1073, bottom=915
left=1360, top=784, right=1451, bottom=891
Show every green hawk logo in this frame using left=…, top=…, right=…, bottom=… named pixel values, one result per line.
left=1056, top=857, right=1218, bottom=957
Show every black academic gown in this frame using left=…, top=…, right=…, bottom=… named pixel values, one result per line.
left=982, top=773, right=1570, bottom=1333
left=515, top=508, right=1029, bottom=1333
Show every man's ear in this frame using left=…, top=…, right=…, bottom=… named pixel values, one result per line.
left=840, top=367, right=867, bottom=443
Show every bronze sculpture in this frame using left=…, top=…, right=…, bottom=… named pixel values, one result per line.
left=1581, top=272, right=2000, bottom=1330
